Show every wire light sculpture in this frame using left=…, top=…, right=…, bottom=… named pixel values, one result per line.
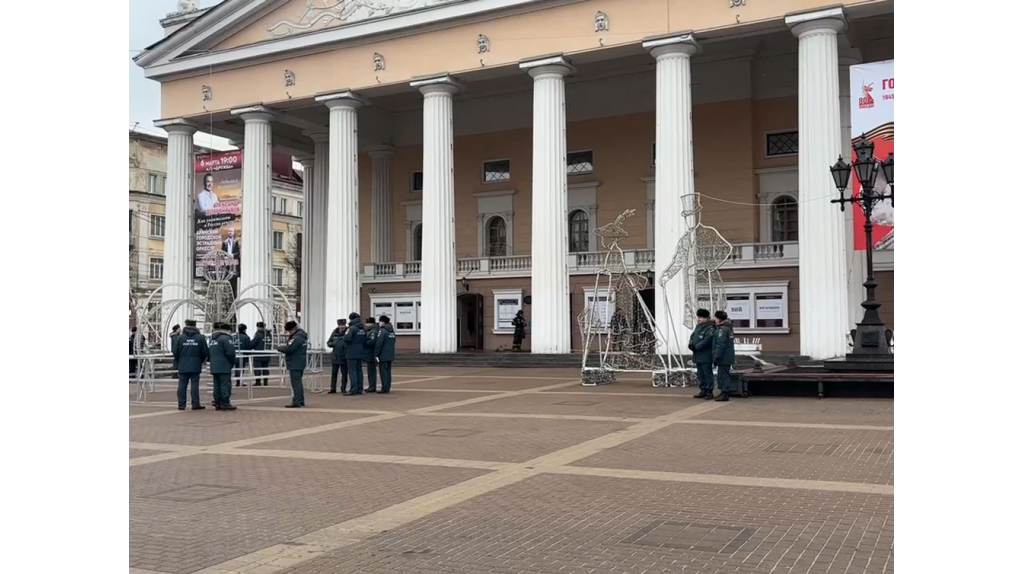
left=657, top=193, right=734, bottom=387
left=578, top=209, right=668, bottom=385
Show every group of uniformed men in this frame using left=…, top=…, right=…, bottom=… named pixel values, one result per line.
left=326, top=312, right=398, bottom=396
left=687, top=308, right=736, bottom=401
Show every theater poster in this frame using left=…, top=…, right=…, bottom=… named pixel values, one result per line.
left=194, top=151, right=243, bottom=279
left=850, top=60, right=894, bottom=251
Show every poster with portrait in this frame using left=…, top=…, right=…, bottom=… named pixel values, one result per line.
left=850, top=60, right=894, bottom=251
left=194, top=151, right=243, bottom=280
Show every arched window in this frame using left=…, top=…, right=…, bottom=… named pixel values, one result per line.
left=568, top=209, right=590, bottom=252
left=486, top=216, right=507, bottom=256
left=770, top=196, right=798, bottom=242
left=412, top=224, right=423, bottom=261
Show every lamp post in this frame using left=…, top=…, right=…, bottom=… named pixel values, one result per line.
left=829, top=135, right=894, bottom=361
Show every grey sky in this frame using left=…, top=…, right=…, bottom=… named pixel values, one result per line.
left=128, top=0, right=231, bottom=149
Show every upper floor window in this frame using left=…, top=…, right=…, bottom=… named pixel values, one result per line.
left=568, top=209, right=590, bottom=253
left=482, top=159, right=511, bottom=183
left=412, top=224, right=423, bottom=261
left=149, top=257, right=164, bottom=281
left=766, top=131, right=799, bottom=157
left=411, top=171, right=423, bottom=192
left=272, top=267, right=284, bottom=287
left=272, top=230, right=285, bottom=250
left=486, top=216, right=508, bottom=256
left=149, top=215, right=165, bottom=238
left=297, top=201, right=304, bottom=218
left=770, top=196, right=798, bottom=242
left=566, top=150, right=594, bottom=175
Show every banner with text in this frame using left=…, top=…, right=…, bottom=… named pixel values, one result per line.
left=194, top=151, right=243, bottom=279
left=850, top=60, right=894, bottom=251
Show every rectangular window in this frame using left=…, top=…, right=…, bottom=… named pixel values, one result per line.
left=566, top=150, right=594, bottom=175
left=766, top=130, right=799, bottom=157
left=582, top=287, right=614, bottom=331
left=492, top=289, right=524, bottom=333
left=482, top=159, right=511, bottom=183
left=149, top=257, right=164, bottom=281
left=272, top=267, right=284, bottom=286
left=272, top=231, right=284, bottom=250
left=411, top=171, right=423, bottom=192
left=147, top=173, right=159, bottom=193
left=280, top=198, right=288, bottom=215
left=149, top=215, right=165, bottom=238
left=297, top=201, right=304, bottom=218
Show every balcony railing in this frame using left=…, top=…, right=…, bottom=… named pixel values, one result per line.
left=363, top=241, right=798, bottom=282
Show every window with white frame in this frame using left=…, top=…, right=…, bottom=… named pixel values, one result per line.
left=568, top=182, right=599, bottom=253
left=486, top=217, right=507, bottom=256
left=149, top=257, right=164, bottom=281
left=273, top=231, right=285, bottom=250
left=770, top=196, right=798, bottom=242
left=370, top=293, right=422, bottom=334
left=756, top=168, right=799, bottom=244
left=582, top=287, right=613, bottom=331
left=150, top=215, right=165, bottom=238
left=492, top=288, right=523, bottom=333
left=411, top=171, right=423, bottom=192
left=482, top=159, right=511, bottom=183
left=566, top=150, right=594, bottom=175
left=474, top=190, right=515, bottom=257
left=272, top=267, right=284, bottom=286
left=297, top=201, right=304, bottom=218
left=412, top=223, right=423, bottom=261
left=403, top=200, right=422, bottom=261
left=696, top=281, right=790, bottom=333
left=147, top=173, right=159, bottom=194
left=568, top=210, right=589, bottom=252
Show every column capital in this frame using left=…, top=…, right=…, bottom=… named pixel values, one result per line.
left=520, top=54, right=575, bottom=78
left=294, top=153, right=315, bottom=168
left=369, top=145, right=395, bottom=159
left=785, top=6, right=846, bottom=38
left=153, top=117, right=199, bottom=135
left=303, top=131, right=330, bottom=144
left=230, top=104, right=276, bottom=123
left=411, top=73, right=462, bottom=95
left=315, top=90, right=368, bottom=109
left=642, top=32, right=700, bottom=58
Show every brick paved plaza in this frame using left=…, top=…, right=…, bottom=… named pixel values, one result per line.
left=129, top=367, right=894, bottom=574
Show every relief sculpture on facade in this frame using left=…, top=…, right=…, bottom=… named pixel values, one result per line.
left=267, top=0, right=462, bottom=37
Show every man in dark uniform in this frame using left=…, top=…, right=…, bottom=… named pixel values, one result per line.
left=234, top=323, right=251, bottom=387
left=373, top=315, right=397, bottom=394
left=687, top=309, right=716, bottom=399
left=209, top=322, right=238, bottom=411
left=712, top=310, right=736, bottom=402
left=251, top=321, right=270, bottom=386
left=326, top=318, right=349, bottom=393
left=512, top=310, right=526, bottom=351
left=169, top=324, right=181, bottom=377
left=342, top=312, right=367, bottom=395
left=276, top=320, right=308, bottom=408
left=172, top=319, right=208, bottom=410
left=364, top=313, right=380, bottom=392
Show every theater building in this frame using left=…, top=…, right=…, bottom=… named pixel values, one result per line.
left=135, top=0, right=895, bottom=360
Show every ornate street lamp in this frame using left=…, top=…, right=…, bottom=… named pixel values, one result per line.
left=830, top=134, right=894, bottom=363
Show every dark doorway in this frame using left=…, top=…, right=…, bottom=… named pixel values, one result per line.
left=636, top=288, right=656, bottom=324
left=457, top=293, right=484, bottom=350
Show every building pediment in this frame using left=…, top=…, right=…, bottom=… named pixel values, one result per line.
left=135, top=0, right=551, bottom=80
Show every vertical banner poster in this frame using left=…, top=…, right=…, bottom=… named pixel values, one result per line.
left=194, top=151, right=244, bottom=279
left=850, top=60, right=894, bottom=251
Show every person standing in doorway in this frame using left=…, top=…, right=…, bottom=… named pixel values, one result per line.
left=712, top=310, right=736, bottom=402
left=374, top=315, right=397, bottom=394
left=512, top=310, right=526, bottom=351
left=250, top=322, right=270, bottom=386
left=173, top=319, right=209, bottom=410
left=343, top=312, right=367, bottom=396
left=209, top=322, right=238, bottom=411
left=277, top=320, right=308, bottom=408
left=364, top=312, right=380, bottom=392
left=688, top=309, right=716, bottom=399
left=326, top=318, right=348, bottom=394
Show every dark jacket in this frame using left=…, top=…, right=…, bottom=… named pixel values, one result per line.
left=173, top=326, right=209, bottom=374
left=343, top=319, right=367, bottom=360
left=250, top=328, right=270, bottom=366
left=688, top=321, right=716, bottom=365
left=713, top=320, right=736, bottom=366
left=374, top=324, right=397, bottom=362
left=277, top=328, right=308, bottom=371
left=512, top=314, right=526, bottom=336
left=169, top=332, right=180, bottom=368
left=327, top=327, right=347, bottom=365
left=236, top=332, right=251, bottom=352
left=364, top=322, right=380, bottom=360
left=208, top=330, right=236, bottom=374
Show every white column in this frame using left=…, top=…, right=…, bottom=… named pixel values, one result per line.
left=295, top=153, right=321, bottom=349
left=369, top=147, right=394, bottom=263
left=411, top=75, right=460, bottom=353
left=787, top=9, right=850, bottom=359
left=643, top=35, right=699, bottom=356
left=306, top=133, right=330, bottom=346
left=521, top=55, right=574, bottom=354
left=840, top=49, right=866, bottom=331
left=315, top=92, right=365, bottom=335
left=230, top=106, right=275, bottom=330
left=153, top=119, right=197, bottom=338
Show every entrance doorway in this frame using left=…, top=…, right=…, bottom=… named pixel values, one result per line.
left=456, top=293, right=484, bottom=350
